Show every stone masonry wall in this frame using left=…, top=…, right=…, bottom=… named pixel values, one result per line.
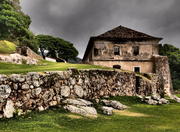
left=153, top=56, right=173, bottom=96
left=16, top=46, right=43, bottom=60
left=0, top=69, right=162, bottom=118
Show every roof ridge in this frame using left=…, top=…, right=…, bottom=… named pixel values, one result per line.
left=97, top=25, right=162, bottom=40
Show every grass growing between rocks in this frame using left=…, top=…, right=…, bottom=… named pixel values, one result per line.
left=0, top=61, right=109, bottom=74
left=0, top=96, right=180, bottom=132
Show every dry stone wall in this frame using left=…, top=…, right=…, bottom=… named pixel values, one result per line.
left=153, top=55, right=180, bottom=102
left=16, top=46, right=43, bottom=60
left=0, top=69, right=164, bottom=118
left=0, top=53, right=38, bottom=65
left=153, top=56, right=173, bottom=96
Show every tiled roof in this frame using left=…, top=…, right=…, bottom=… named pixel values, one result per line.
left=97, top=25, right=162, bottom=40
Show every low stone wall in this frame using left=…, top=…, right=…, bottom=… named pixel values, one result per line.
left=0, top=69, right=163, bottom=118
left=0, top=53, right=38, bottom=65
left=16, top=46, right=43, bottom=60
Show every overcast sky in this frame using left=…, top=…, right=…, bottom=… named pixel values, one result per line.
left=21, top=0, right=180, bottom=58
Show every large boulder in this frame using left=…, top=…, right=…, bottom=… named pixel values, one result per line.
left=145, top=97, right=158, bottom=105
left=62, top=98, right=92, bottom=106
left=159, top=98, right=169, bottom=104
left=80, top=106, right=97, bottom=115
left=64, top=105, right=97, bottom=116
left=3, top=100, right=15, bottom=118
left=78, top=99, right=93, bottom=106
left=139, top=95, right=169, bottom=105
left=101, top=106, right=114, bottom=115
left=102, top=100, right=128, bottom=110
left=63, top=98, right=97, bottom=116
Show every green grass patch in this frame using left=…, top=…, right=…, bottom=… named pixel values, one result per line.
left=0, top=96, right=180, bottom=132
left=0, top=61, right=110, bottom=74
left=176, top=94, right=180, bottom=98
left=0, top=40, right=16, bottom=54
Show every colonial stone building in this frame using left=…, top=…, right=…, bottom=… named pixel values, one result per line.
left=83, top=26, right=163, bottom=73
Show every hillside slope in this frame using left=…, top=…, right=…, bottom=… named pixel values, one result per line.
left=0, top=61, right=108, bottom=74
left=0, top=40, right=16, bottom=54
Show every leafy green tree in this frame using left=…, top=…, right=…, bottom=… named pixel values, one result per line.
left=36, top=35, right=78, bottom=61
left=0, top=0, right=30, bottom=39
left=0, top=0, right=38, bottom=52
left=35, top=35, right=56, bottom=59
left=159, top=44, right=180, bottom=91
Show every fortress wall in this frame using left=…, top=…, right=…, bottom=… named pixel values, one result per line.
left=0, top=69, right=163, bottom=118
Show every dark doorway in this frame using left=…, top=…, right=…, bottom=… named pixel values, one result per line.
left=21, top=47, right=28, bottom=56
left=134, top=67, right=140, bottom=73
left=113, top=65, right=121, bottom=69
left=136, top=76, right=140, bottom=94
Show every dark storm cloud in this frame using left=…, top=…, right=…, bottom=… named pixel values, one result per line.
left=21, top=0, right=180, bottom=57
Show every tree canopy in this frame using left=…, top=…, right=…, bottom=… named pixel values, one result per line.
left=0, top=0, right=38, bottom=52
left=0, top=0, right=78, bottom=57
left=159, top=44, right=180, bottom=90
left=36, top=35, right=78, bottom=61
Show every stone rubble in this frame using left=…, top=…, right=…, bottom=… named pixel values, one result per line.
left=101, top=106, right=114, bottom=115
left=63, top=98, right=97, bottom=116
left=170, top=95, right=180, bottom=103
left=102, top=100, right=128, bottom=110
left=138, top=95, right=169, bottom=105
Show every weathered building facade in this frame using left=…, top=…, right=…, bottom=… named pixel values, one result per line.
left=83, top=26, right=162, bottom=73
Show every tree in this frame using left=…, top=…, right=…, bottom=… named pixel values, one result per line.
left=0, top=0, right=38, bottom=52
left=36, top=35, right=78, bottom=61
left=159, top=44, right=180, bottom=91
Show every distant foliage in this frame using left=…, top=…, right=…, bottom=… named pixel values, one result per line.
left=0, top=0, right=38, bottom=52
left=36, top=35, right=78, bottom=61
left=159, top=44, right=180, bottom=90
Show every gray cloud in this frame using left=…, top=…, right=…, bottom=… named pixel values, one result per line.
left=21, top=0, right=180, bottom=58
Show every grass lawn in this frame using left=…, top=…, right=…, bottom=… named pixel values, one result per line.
left=0, top=40, right=16, bottom=54
left=0, top=61, right=109, bottom=74
left=0, top=96, right=179, bottom=132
